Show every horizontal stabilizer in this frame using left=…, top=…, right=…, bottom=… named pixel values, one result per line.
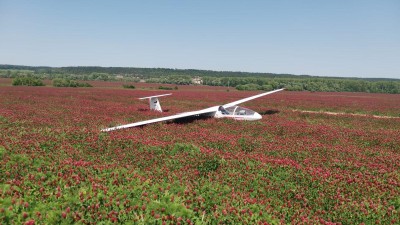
left=138, top=93, right=172, bottom=100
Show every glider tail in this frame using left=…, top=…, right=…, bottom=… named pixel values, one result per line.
left=138, top=93, right=172, bottom=112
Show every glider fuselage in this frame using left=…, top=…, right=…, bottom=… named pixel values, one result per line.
left=214, top=105, right=262, bottom=121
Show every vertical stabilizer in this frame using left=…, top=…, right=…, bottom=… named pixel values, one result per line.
left=139, top=93, right=172, bottom=112
left=149, top=97, right=162, bottom=112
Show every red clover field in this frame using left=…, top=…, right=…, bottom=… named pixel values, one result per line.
left=1, top=78, right=399, bottom=224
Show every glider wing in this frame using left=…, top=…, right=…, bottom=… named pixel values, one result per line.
left=101, top=106, right=218, bottom=132
left=222, top=88, right=284, bottom=108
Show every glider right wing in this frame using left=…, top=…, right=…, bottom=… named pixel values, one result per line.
left=223, top=88, right=285, bottom=108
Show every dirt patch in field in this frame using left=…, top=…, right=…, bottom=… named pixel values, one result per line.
left=293, top=110, right=400, bottom=119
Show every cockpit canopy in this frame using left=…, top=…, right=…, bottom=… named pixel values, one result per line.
left=218, top=106, right=256, bottom=116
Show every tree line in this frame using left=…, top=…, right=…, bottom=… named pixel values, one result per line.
left=1, top=65, right=399, bottom=93
left=11, top=75, right=92, bottom=88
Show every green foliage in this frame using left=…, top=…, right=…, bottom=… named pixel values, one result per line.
left=149, top=75, right=192, bottom=85
left=0, top=146, right=5, bottom=160
left=52, top=78, right=92, bottom=87
left=147, top=191, right=194, bottom=218
left=261, top=84, right=274, bottom=91
left=171, top=143, right=200, bottom=156
left=234, top=78, right=400, bottom=93
left=390, top=197, right=400, bottom=210
left=89, top=72, right=109, bottom=81
left=197, top=157, right=221, bottom=175
left=0, top=69, right=34, bottom=78
left=158, top=86, right=173, bottom=90
left=236, top=83, right=262, bottom=91
left=1, top=65, right=400, bottom=93
left=12, top=76, right=44, bottom=86
left=122, top=84, right=135, bottom=89
left=238, top=137, right=258, bottom=153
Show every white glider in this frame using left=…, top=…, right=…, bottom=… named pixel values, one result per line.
left=102, top=88, right=284, bottom=132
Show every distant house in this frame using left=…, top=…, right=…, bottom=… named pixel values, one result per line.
left=192, top=77, right=203, bottom=85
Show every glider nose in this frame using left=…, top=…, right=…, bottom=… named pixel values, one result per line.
left=254, top=112, right=262, bottom=120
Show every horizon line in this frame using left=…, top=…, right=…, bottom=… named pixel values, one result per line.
left=1, top=63, right=399, bottom=80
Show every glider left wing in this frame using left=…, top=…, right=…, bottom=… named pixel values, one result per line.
left=101, top=106, right=219, bottom=132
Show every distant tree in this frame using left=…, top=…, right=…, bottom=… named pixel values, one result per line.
left=158, top=86, right=174, bottom=90
left=261, top=84, right=273, bottom=91
left=122, top=84, right=135, bottom=89
left=53, top=78, right=92, bottom=87
left=236, top=83, right=262, bottom=91
left=90, top=72, right=109, bottom=81
left=2, top=65, right=400, bottom=94
left=12, top=76, right=44, bottom=86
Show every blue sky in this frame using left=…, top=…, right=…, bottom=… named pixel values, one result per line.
left=0, top=0, right=399, bottom=78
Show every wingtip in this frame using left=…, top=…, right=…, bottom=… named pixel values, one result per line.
left=101, top=127, right=116, bottom=132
